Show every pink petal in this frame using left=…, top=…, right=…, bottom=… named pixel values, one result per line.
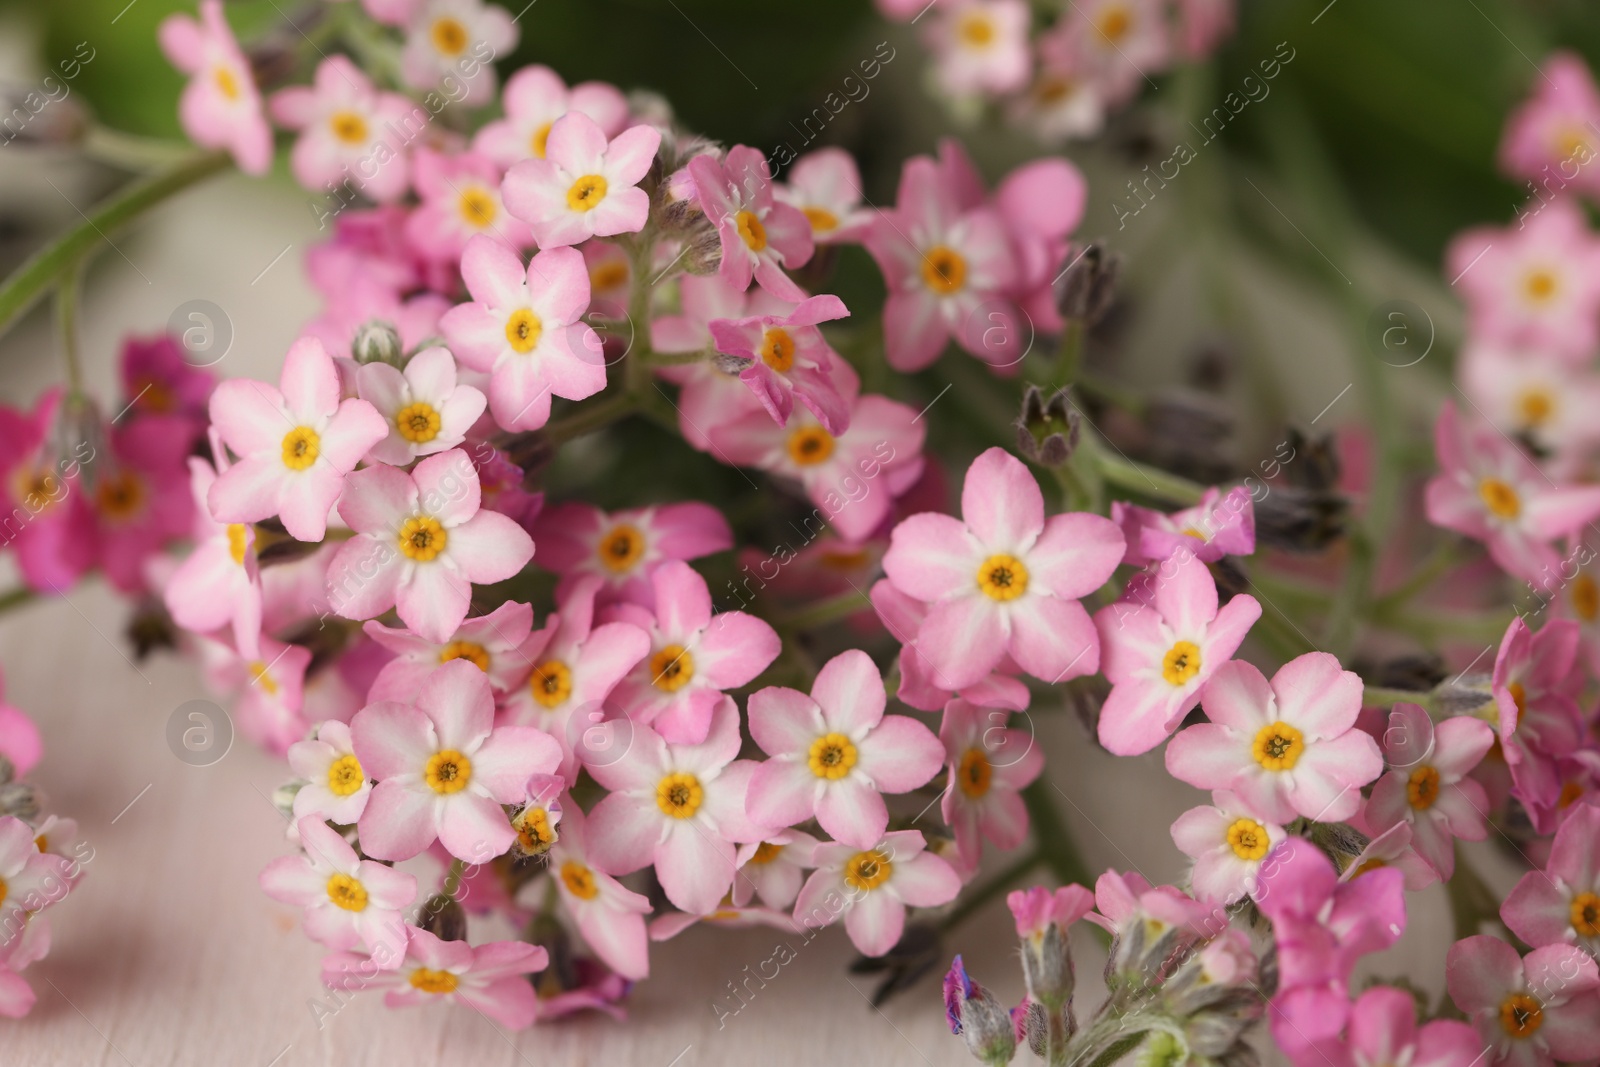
left=351, top=701, right=435, bottom=779
left=357, top=780, right=438, bottom=861
left=961, top=448, right=1043, bottom=550
left=857, top=715, right=943, bottom=793
left=1006, top=595, right=1099, bottom=684
left=916, top=597, right=1007, bottom=691
left=843, top=887, right=905, bottom=957
left=811, top=649, right=885, bottom=735
left=695, top=611, right=781, bottom=689
left=655, top=823, right=736, bottom=914
left=1271, top=652, right=1363, bottom=739
left=746, top=759, right=821, bottom=829
left=883, top=512, right=984, bottom=602
left=1027, top=511, right=1127, bottom=600
left=437, top=792, right=516, bottom=863
left=816, top=777, right=889, bottom=848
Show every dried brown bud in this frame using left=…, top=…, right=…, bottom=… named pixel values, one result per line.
left=1053, top=242, right=1120, bottom=325
left=1015, top=385, right=1080, bottom=467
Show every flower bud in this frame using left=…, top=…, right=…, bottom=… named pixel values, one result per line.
left=417, top=894, right=468, bottom=942
left=681, top=225, right=724, bottom=277
left=352, top=319, right=404, bottom=366
left=1015, top=385, right=1080, bottom=467
left=1053, top=243, right=1120, bottom=325
left=271, top=781, right=303, bottom=821
left=0, top=781, right=40, bottom=822
left=944, top=956, right=1018, bottom=1066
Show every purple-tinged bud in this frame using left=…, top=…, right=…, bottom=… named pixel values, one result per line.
left=943, top=956, right=1017, bottom=1066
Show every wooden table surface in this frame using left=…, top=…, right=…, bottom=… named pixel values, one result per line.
left=0, top=173, right=1480, bottom=1067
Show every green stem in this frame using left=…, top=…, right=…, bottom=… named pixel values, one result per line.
left=644, top=348, right=710, bottom=367
left=1049, top=320, right=1085, bottom=392
left=80, top=126, right=195, bottom=171
left=1020, top=780, right=1093, bottom=889
left=0, top=588, right=35, bottom=615
left=772, top=588, right=871, bottom=630
left=441, top=858, right=467, bottom=900
left=0, top=150, right=231, bottom=339
left=1093, top=451, right=1205, bottom=506
left=55, top=262, right=84, bottom=402
left=622, top=236, right=659, bottom=395
left=541, top=391, right=640, bottom=446
left=1446, top=848, right=1502, bottom=943
left=1362, top=686, right=1434, bottom=712
left=940, top=850, right=1043, bottom=933
left=1371, top=605, right=1510, bottom=645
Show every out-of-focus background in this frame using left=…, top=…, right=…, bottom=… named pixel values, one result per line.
left=0, top=0, right=1578, bottom=1062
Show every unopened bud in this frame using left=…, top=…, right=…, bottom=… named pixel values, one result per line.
left=417, top=894, right=468, bottom=942
left=1018, top=922, right=1075, bottom=1011
left=0, top=781, right=40, bottom=822
left=1053, top=243, right=1120, bottom=325
left=681, top=226, right=723, bottom=276
left=944, top=957, right=1017, bottom=1066
left=1253, top=486, right=1348, bottom=553
left=1015, top=385, right=1080, bottom=467
left=352, top=319, right=404, bottom=366
left=271, top=781, right=302, bottom=821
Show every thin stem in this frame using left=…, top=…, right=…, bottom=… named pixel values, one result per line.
left=441, top=858, right=466, bottom=900
left=0, top=588, right=35, bottom=615
left=940, top=850, right=1042, bottom=933
left=80, top=126, right=195, bottom=171
left=0, top=149, right=231, bottom=339
left=541, top=391, right=640, bottom=446
left=772, top=588, right=872, bottom=631
left=1362, top=686, right=1434, bottom=712
left=1020, top=779, right=1093, bottom=889
left=55, top=262, right=84, bottom=402
left=1092, top=451, right=1205, bottom=506
left=644, top=348, right=711, bottom=367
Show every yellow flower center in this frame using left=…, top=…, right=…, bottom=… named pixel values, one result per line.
left=976, top=554, right=1029, bottom=601
left=749, top=841, right=785, bottom=865
left=566, top=174, right=609, bottom=212
left=1571, top=891, right=1600, bottom=937
left=395, top=402, right=442, bottom=444
left=957, top=10, right=996, bottom=46
left=1573, top=575, right=1600, bottom=622
left=1499, top=992, right=1543, bottom=1038
left=1226, top=817, right=1270, bottom=861
left=1509, top=681, right=1527, bottom=720
left=803, top=206, right=839, bottom=234
left=760, top=327, right=797, bottom=373
left=409, top=967, right=460, bottom=995
left=560, top=860, right=599, bottom=900
left=281, top=426, right=320, bottom=471
left=458, top=186, right=497, bottom=228
left=530, top=121, right=553, bottom=158
left=1518, top=389, right=1554, bottom=428
left=513, top=806, right=556, bottom=855
left=1251, top=721, right=1304, bottom=771
left=957, top=748, right=992, bottom=798
left=96, top=472, right=144, bottom=521
left=1097, top=4, right=1132, bottom=42
left=439, top=640, right=490, bottom=672
left=248, top=660, right=279, bottom=696
left=1407, top=765, right=1441, bottom=810
left=327, top=754, right=365, bottom=797
left=505, top=308, right=543, bottom=354
left=329, top=110, right=368, bottom=145
left=590, top=259, right=630, bottom=292
left=424, top=749, right=472, bottom=794
left=597, top=524, right=646, bottom=572
left=1524, top=269, right=1558, bottom=303
left=325, top=873, right=368, bottom=912
left=430, top=16, right=469, bottom=56
left=397, top=515, right=448, bottom=562
left=1479, top=478, right=1520, bottom=519
left=1162, top=640, right=1202, bottom=686
left=920, top=245, right=967, bottom=295
left=656, top=771, right=704, bottom=819
left=736, top=210, right=768, bottom=251
left=214, top=66, right=241, bottom=100
left=808, top=732, right=859, bottom=780
left=227, top=523, right=249, bottom=566
left=844, top=849, right=893, bottom=892
left=786, top=426, right=835, bottom=466
left=529, top=659, right=573, bottom=708
left=650, top=645, right=694, bottom=691
left=0, top=877, right=8, bottom=907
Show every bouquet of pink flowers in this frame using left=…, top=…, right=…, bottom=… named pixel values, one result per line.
left=6, top=2, right=1600, bottom=1065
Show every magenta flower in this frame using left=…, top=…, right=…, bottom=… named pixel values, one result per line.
left=863, top=153, right=1020, bottom=371
left=1492, top=618, right=1586, bottom=823
left=473, top=64, right=629, bottom=168
left=165, top=453, right=263, bottom=659
left=883, top=447, right=1123, bottom=691
left=1365, top=703, right=1493, bottom=880
left=585, top=697, right=768, bottom=915
left=709, top=387, right=927, bottom=544
left=1339, top=821, right=1441, bottom=892
left=925, top=0, right=1032, bottom=97
left=1446, top=936, right=1600, bottom=1067
left=0, top=388, right=95, bottom=592
left=709, top=294, right=853, bottom=434
left=207, top=337, right=386, bottom=542
left=992, top=153, right=1086, bottom=333
left=1424, top=402, right=1600, bottom=587
left=439, top=235, right=605, bottom=432
left=364, top=599, right=537, bottom=701
left=1281, top=986, right=1481, bottom=1067
left=1007, top=884, right=1095, bottom=940
left=1256, top=839, right=1406, bottom=1045
left=746, top=650, right=944, bottom=848
left=269, top=55, right=417, bottom=202
left=355, top=347, right=487, bottom=467
left=157, top=0, right=271, bottom=174
left=287, top=720, right=371, bottom=826
left=1094, top=549, right=1261, bottom=756
left=0, top=671, right=41, bottom=777
left=323, top=926, right=547, bottom=1030
left=119, top=333, right=214, bottom=424
left=350, top=659, right=562, bottom=862
left=1499, top=51, right=1600, bottom=200
left=1170, top=791, right=1286, bottom=905
left=688, top=146, right=814, bottom=302
left=398, top=0, right=518, bottom=106
left=794, top=829, right=961, bottom=957
left=733, top=829, right=821, bottom=910
left=1447, top=198, right=1600, bottom=361
left=776, top=148, right=872, bottom=244
left=197, top=633, right=312, bottom=755
left=1165, top=652, right=1382, bottom=824
left=1459, top=341, right=1600, bottom=463
left=326, top=450, right=534, bottom=643
left=497, top=576, right=651, bottom=783
left=504, top=112, right=661, bottom=248
left=605, top=561, right=780, bottom=745
left=1113, top=485, right=1256, bottom=566
left=541, top=802, right=652, bottom=980
left=532, top=500, right=732, bottom=606
left=1503, top=804, right=1600, bottom=956
left=90, top=416, right=194, bottom=593
left=1086, top=869, right=1215, bottom=936
left=405, top=149, right=532, bottom=264
left=301, top=275, right=449, bottom=365
left=941, top=690, right=1044, bottom=876
left=261, top=816, right=417, bottom=962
